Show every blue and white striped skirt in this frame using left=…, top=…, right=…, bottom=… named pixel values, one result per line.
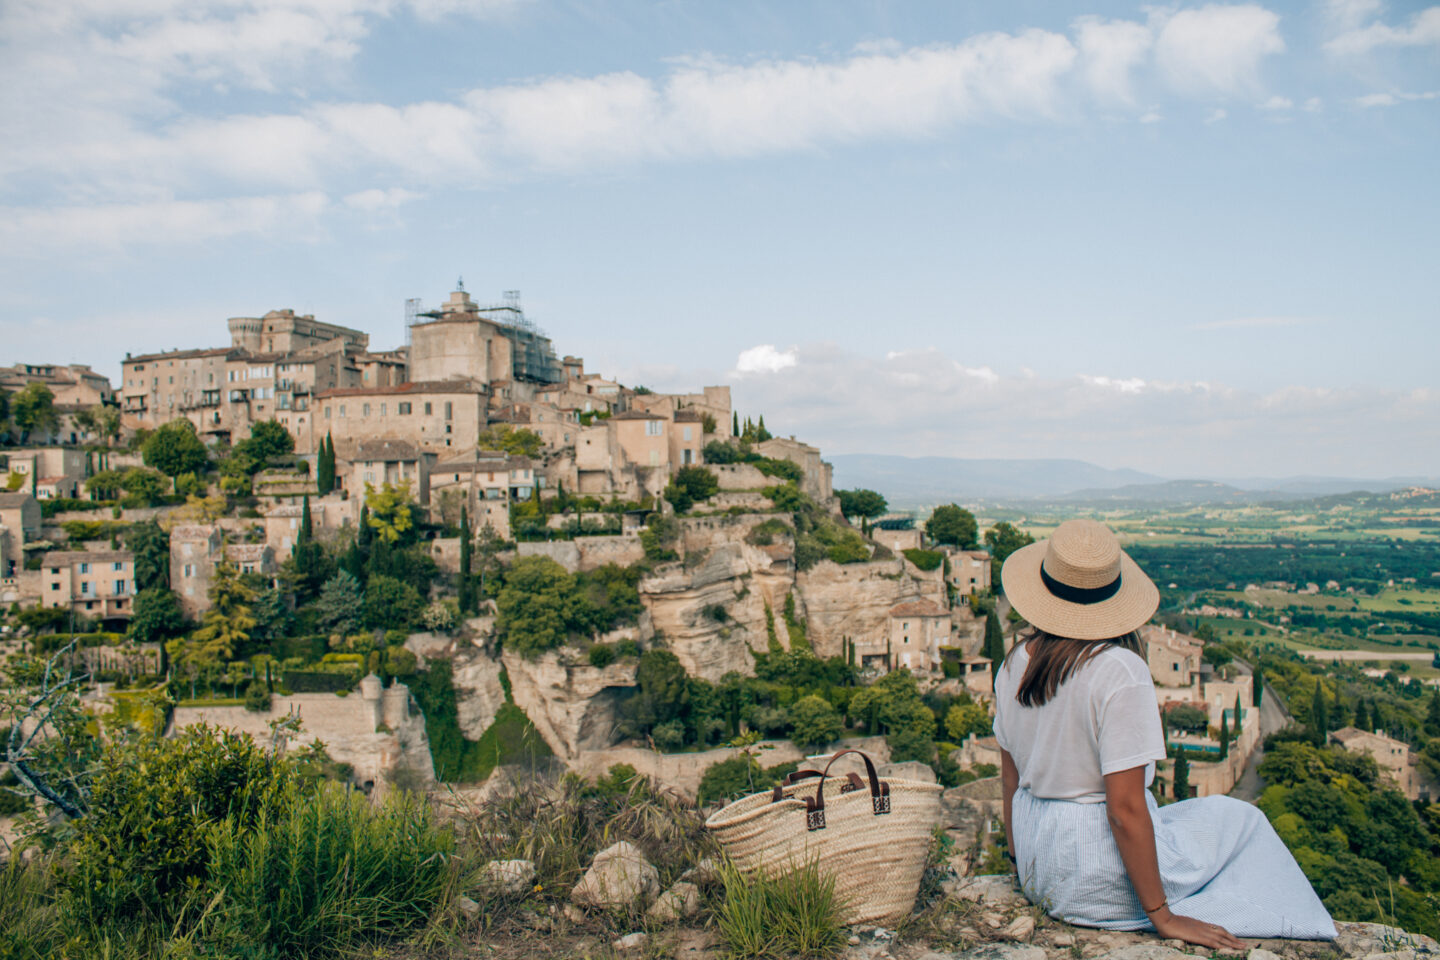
left=1012, top=787, right=1336, bottom=939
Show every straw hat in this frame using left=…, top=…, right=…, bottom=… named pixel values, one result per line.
left=1000, top=518, right=1159, bottom=640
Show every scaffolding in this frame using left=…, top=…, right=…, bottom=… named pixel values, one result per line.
left=403, top=297, right=423, bottom=348
left=476, top=290, right=565, bottom=384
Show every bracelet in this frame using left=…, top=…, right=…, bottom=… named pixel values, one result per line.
left=1142, top=898, right=1168, bottom=914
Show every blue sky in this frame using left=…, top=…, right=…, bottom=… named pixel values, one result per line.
left=1, top=0, right=1437, bottom=478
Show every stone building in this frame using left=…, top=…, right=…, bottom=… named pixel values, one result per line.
left=1331, top=726, right=1432, bottom=801
left=755, top=436, right=833, bottom=502
left=427, top=449, right=539, bottom=540
left=315, top=380, right=487, bottom=456
left=348, top=439, right=435, bottom=503
left=946, top=549, right=992, bottom=599
left=0, top=492, right=41, bottom=579
left=40, top=550, right=135, bottom=624
left=408, top=286, right=563, bottom=388
left=853, top=599, right=951, bottom=675
left=0, top=362, right=114, bottom=407
left=171, top=525, right=222, bottom=618
left=1145, top=625, right=1202, bottom=691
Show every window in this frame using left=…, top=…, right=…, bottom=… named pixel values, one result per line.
left=363, top=403, right=370, bottom=416
left=50, top=582, right=59, bottom=591
left=79, top=562, right=89, bottom=574
left=113, top=561, right=123, bottom=571
left=380, top=403, right=386, bottom=416
left=325, top=406, right=331, bottom=419
left=649, top=450, right=659, bottom=466
left=683, top=448, right=692, bottom=465
left=444, top=401, right=453, bottom=419
left=683, top=426, right=692, bottom=441
left=183, top=564, right=194, bottom=577
left=115, top=580, right=126, bottom=595
left=424, top=402, right=432, bottom=415
left=339, top=404, right=346, bottom=417
left=398, top=402, right=411, bottom=415
left=645, top=420, right=662, bottom=436
left=80, top=582, right=91, bottom=595
left=445, top=424, right=452, bottom=434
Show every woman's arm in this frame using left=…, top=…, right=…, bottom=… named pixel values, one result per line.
left=1000, top=748, right=1019, bottom=863
left=1103, top=767, right=1244, bottom=951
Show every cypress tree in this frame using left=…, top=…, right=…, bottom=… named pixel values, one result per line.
left=1310, top=683, right=1329, bottom=745
left=299, top=494, right=313, bottom=546
left=1424, top=690, right=1440, bottom=737
left=757, top=414, right=768, bottom=440
left=1173, top=753, right=1190, bottom=801
left=732, top=411, right=740, bottom=436
left=1233, top=692, right=1243, bottom=730
left=358, top=503, right=373, bottom=551
left=983, top=613, right=1005, bottom=689
left=316, top=433, right=335, bottom=495
left=1354, top=698, right=1370, bottom=732
left=1219, top=710, right=1230, bottom=759
left=1253, top=672, right=1263, bottom=708
left=458, top=506, right=474, bottom=614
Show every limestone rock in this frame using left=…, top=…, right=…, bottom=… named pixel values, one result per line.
left=1054, top=933, right=1076, bottom=947
left=1247, top=950, right=1283, bottom=960
left=680, top=857, right=720, bottom=886
left=877, top=760, right=937, bottom=783
left=502, top=649, right=638, bottom=761
left=452, top=652, right=508, bottom=739
left=570, top=841, right=660, bottom=910
left=478, top=859, right=535, bottom=897
left=1093, top=944, right=1196, bottom=960
left=647, top=880, right=700, bottom=922
left=1003, top=915, right=1036, bottom=942
left=923, top=945, right=1046, bottom=960
left=612, top=932, right=649, bottom=952
left=456, top=896, right=480, bottom=919
left=1335, top=923, right=1439, bottom=958
left=797, top=557, right=946, bottom=659
left=944, top=874, right=1028, bottom=907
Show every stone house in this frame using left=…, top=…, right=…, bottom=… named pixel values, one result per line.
left=171, top=525, right=222, bottom=618
left=262, top=498, right=349, bottom=555
left=873, top=522, right=922, bottom=553
left=628, top=385, right=732, bottom=439
left=40, top=550, right=135, bottom=624
left=2, top=447, right=88, bottom=498
left=670, top=410, right=705, bottom=467
left=315, top=380, right=487, bottom=456
left=946, top=549, right=992, bottom=599
left=0, top=492, right=41, bottom=579
left=611, top=410, right=671, bottom=471
left=755, top=436, right=833, bottom=502
left=853, top=599, right=951, bottom=675
left=0, top=362, right=114, bottom=408
left=427, top=449, right=536, bottom=540
left=1144, top=625, right=1201, bottom=690
left=348, top=438, right=435, bottom=503
left=1331, top=727, right=1432, bottom=801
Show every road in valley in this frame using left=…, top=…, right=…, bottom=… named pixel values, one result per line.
left=1229, top=657, right=1291, bottom=803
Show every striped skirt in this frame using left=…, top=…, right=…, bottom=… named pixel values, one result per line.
left=1012, top=787, right=1336, bottom=938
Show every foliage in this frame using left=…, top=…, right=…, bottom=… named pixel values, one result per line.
left=665, top=465, right=720, bottom=513
left=746, top=517, right=793, bottom=546
left=985, top=521, right=1035, bottom=586
left=364, top=479, right=415, bottom=544
left=477, top=423, right=544, bottom=457
left=316, top=570, right=364, bottom=637
left=411, top=661, right=552, bottom=782
left=235, top=419, right=294, bottom=464
left=704, top=440, right=740, bottom=464
left=836, top=488, right=888, bottom=524
left=128, top=587, right=186, bottom=644
left=850, top=669, right=935, bottom=761
left=927, top=504, right=979, bottom=549
left=244, top=680, right=272, bottom=712
left=903, top=548, right=944, bottom=571
left=788, top=695, right=843, bottom=751
left=944, top=699, right=993, bottom=740
left=1166, top=703, right=1209, bottom=733
left=495, top=556, right=583, bottom=656
left=190, top=561, right=256, bottom=661
left=717, top=859, right=848, bottom=959
left=697, top=754, right=800, bottom=806
left=85, top=468, right=125, bottom=499
left=982, top=613, right=1005, bottom=682
left=11, top=382, right=59, bottom=439
left=316, top=432, right=336, bottom=495
left=141, top=418, right=210, bottom=480
left=119, top=466, right=166, bottom=505
left=363, top=574, right=424, bottom=630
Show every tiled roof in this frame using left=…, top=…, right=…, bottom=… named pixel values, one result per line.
left=316, top=379, right=485, bottom=399
left=889, top=599, right=948, bottom=618
left=0, top=493, right=37, bottom=507
left=225, top=544, right=270, bottom=561
left=42, top=550, right=132, bottom=564
left=610, top=410, right=664, bottom=421
left=674, top=409, right=704, bottom=422
left=355, top=439, right=421, bottom=461
left=126, top=347, right=233, bottom=363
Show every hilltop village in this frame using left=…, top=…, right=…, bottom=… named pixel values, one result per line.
left=0, top=284, right=1413, bottom=809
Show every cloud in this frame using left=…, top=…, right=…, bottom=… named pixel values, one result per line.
left=1138, top=110, right=1164, bottom=123
left=343, top=187, right=421, bottom=210
left=731, top=344, right=799, bottom=376
left=1191, top=315, right=1315, bottom=330
left=697, top=342, right=1440, bottom=476
left=1326, top=5, right=1440, bottom=55
left=0, top=192, right=330, bottom=251
left=1205, top=107, right=1229, bottom=122
left=1256, top=95, right=1293, bottom=109
left=1153, top=4, right=1285, bottom=96
left=1073, top=16, right=1154, bottom=103
left=1351, top=90, right=1440, bottom=107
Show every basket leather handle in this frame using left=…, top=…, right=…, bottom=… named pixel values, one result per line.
left=802, top=749, right=890, bottom=831
left=770, top=769, right=865, bottom=803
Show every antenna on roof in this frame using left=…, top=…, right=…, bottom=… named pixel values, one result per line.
left=457, top=276, right=465, bottom=291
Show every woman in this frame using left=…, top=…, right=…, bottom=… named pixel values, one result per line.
left=993, top=519, right=1334, bottom=948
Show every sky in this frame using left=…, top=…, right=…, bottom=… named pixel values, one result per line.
left=1, top=0, right=1437, bottom=479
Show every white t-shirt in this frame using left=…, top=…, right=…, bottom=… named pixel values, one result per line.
left=993, top=641, right=1167, bottom=803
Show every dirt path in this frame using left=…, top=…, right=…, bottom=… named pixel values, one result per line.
left=1230, top=658, right=1290, bottom=803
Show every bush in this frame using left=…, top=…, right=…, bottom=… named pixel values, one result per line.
left=697, top=756, right=800, bottom=806
left=753, top=458, right=804, bottom=485
left=903, top=548, right=944, bottom=572
left=39, top=497, right=110, bottom=518
left=282, top=670, right=357, bottom=693
left=588, top=643, right=617, bottom=668
left=745, top=518, right=793, bottom=546
left=244, top=680, right=272, bottom=712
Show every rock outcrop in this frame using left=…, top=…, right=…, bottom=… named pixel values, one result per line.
left=570, top=841, right=660, bottom=910
left=502, top=649, right=638, bottom=761
left=797, top=557, right=946, bottom=660
left=451, top=649, right=508, bottom=739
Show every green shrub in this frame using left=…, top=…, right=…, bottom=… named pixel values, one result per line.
left=244, top=680, right=272, bottom=712
left=588, top=643, right=617, bottom=668
left=717, top=859, right=848, bottom=959
left=746, top=518, right=792, bottom=546
left=208, top=782, right=456, bottom=957
left=902, top=548, right=944, bottom=571
left=282, top=669, right=357, bottom=693
left=753, top=458, right=804, bottom=485
left=39, top=497, right=111, bottom=518
left=697, top=756, right=799, bottom=806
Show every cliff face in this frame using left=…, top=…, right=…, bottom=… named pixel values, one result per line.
left=501, top=649, right=638, bottom=762
left=796, top=557, right=947, bottom=660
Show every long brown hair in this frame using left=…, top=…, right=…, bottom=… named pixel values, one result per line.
left=1012, top=627, right=1144, bottom=707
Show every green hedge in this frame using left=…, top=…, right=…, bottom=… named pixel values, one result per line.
left=903, top=548, right=944, bottom=572
left=270, top=635, right=327, bottom=662
left=40, top=498, right=113, bottom=518
left=33, top=632, right=125, bottom=653
left=281, top=669, right=358, bottom=693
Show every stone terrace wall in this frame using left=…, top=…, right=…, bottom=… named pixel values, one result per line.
left=517, top=534, right=645, bottom=573
left=711, top=463, right=772, bottom=491
left=678, top=512, right=778, bottom=553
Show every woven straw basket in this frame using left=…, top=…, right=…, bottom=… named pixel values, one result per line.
left=704, top=749, right=943, bottom=925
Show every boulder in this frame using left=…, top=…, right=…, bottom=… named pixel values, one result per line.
left=647, top=880, right=700, bottom=922
left=570, top=841, right=660, bottom=910
left=612, top=932, right=649, bottom=952
left=1334, top=923, right=1439, bottom=958
left=1003, top=915, right=1035, bottom=942
left=878, top=760, right=938, bottom=783
left=1091, top=945, right=1195, bottom=960
left=456, top=896, right=480, bottom=920
left=944, top=873, right=1028, bottom=907
left=478, top=859, right=535, bottom=897
left=680, top=857, right=720, bottom=886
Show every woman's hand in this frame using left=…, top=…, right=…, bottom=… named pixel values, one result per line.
left=1150, top=908, right=1245, bottom=951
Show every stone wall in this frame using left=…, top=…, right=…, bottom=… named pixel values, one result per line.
left=170, top=685, right=433, bottom=788
left=517, top=534, right=646, bottom=573
left=711, top=463, right=771, bottom=491
left=571, top=735, right=892, bottom=800
left=796, top=557, right=947, bottom=660
left=678, top=513, right=777, bottom=553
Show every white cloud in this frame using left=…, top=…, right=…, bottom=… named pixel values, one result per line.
left=732, top=344, right=799, bottom=377
left=1153, top=4, right=1285, bottom=96
left=1192, top=315, right=1315, bottom=330
left=1302, top=96, right=1324, bottom=112
left=1326, top=6, right=1440, bottom=55
left=1257, top=95, right=1293, bottom=109
left=1073, top=16, right=1154, bottom=103
left=1205, top=107, right=1229, bottom=122
left=1081, top=374, right=1148, bottom=393
left=343, top=187, right=420, bottom=210
left=0, top=192, right=330, bottom=251
left=1138, top=110, right=1164, bottom=123
left=1351, top=90, right=1440, bottom=107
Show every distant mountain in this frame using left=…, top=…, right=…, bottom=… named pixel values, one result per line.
left=826, top=455, right=1440, bottom=508
left=826, top=455, right=1162, bottom=506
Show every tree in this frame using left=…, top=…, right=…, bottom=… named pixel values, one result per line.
left=664, top=466, right=720, bottom=513
left=364, top=480, right=414, bottom=544
left=849, top=669, right=934, bottom=744
left=120, top=467, right=166, bottom=505
left=1219, top=710, right=1230, bottom=759
left=836, top=489, right=888, bottom=534
left=1233, top=693, right=1243, bottom=731
left=317, top=433, right=335, bottom=495
left=624, top=649, right=690, bottom=738
left=927, top=504, right=979, bottom=549
left=788, top=695, right=843, bottom=752
left=142, top=419, right=209, bottom=484
left=476, top=424, right=543, bottom=457
left=982, top=613, right=1005, bottom=687
left=237, top=420, right=293, bottom=462
left=458, top=507, right=475, bottom=614
left=316, top=571, right=365, bottom=637
left=251, top=587, right=292, bottom=644
left=1172, top=752, right=1190, bottom=800
left=1354, top=698, right=1370, bottom=733
left=1425, top=690, right=1440, bottom=737
left=944, top=699, right=993, bottom=741
left=191, top=561, right=256, bottom=663
left=85, top=468, right=125, bottom=500
left=1310, top=683, right=1330, bottom=745
left=363, top=575, right=424, bottom=630
left=495, top=556, right=582, bottom=656
left=1166, top=704, right=1209, bottom=733
left=755, top=415, right=772, bottom=442
left=129, top=588, right=187, bottom=644
left=985, top=522, right=1035, bottom=587
left=732, top=411, right=740, bottom=437
left=1253, top=672, right=1264, bottom=708
left=126, top=520, right=170, bottom=592
left=11, top=382, right=59, bottom=442
left=1203, top=644, right=1234, bottom=670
